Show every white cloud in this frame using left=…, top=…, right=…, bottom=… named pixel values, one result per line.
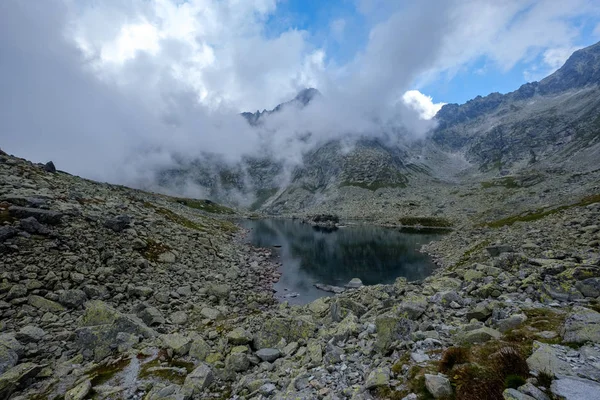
left=595, top=23, right=600, bottom=37
left=330, top=18, right=346, bottom=41
left=543, top=46, right=581, bottom=70
left=402, top=90, right=445, bottom=120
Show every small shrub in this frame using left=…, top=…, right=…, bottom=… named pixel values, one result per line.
left=537, top=371, right=553, bottom=389
left=453, top=364, right=503, bottom=400
left=505, top=374, right=527, bottom=389
left=439, top=347, right=470, bottom=373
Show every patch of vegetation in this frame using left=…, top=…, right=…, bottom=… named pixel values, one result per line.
left=139, top=356, right=195, bottom=385
left=398, top=217, right=452, bottom=228
left=0, top=208, right=16, bottom=224
left=480, top=177, right=520, bottom=189
left=439, top=347, right=470, bottom=373
left=155, top=207, right=208, bottom=231
left=173, top=198, right=235, bottom=215
left=454, top=240, right=491, bottom=268
left=484, top=193, right=600, bottom=228
left=142, top=239, right=172, bottom=262
left=374, top=387, right=408, bottom=400
left=89, top=357, right=131, bottom=386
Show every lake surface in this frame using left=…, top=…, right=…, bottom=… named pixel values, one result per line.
left=238, top=219, right=442, bottom=304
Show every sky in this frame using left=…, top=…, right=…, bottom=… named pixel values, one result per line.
left=1, top=0, right=599, bottom=193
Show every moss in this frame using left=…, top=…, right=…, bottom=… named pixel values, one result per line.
left=484, top=193, right=600, bottom=228
left=505, top=374, right=527, bottom=389
left=89, top=357, right=131, bottom=386
left=453, top=240, right=491, bottom=269
left=142, top=239, right=172, bottom=262
left=138, top=357, right=195, bottom=384
left=173, top=198, right=235, bottom=215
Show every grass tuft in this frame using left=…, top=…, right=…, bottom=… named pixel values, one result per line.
left=439, top=347, right=470, bottom=373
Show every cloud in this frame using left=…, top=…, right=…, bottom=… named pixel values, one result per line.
left=330, top=18, right=346, bottom=41
left=402, top=91, right=446, bottom=120
left=0, top=0, right=597, bottom=199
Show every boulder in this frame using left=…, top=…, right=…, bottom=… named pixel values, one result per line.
left=225, top=352, right=249, bottom=372
left=76, top=301, right=155, bottom=361
left=161, top=333, right=192, bottom=356
left=365, top=368, right=390, bottom=389
left=227, top=328, right=252, bottom=345
left=562, top=307, right=600, bottom=344
left=16, top=325, right=45, bottom=343
left=486, top=245, right=514, bottom=257
left=0, top=226, right=17, bottom=242
left=200, top=308, right=221, bottom=321
left=189, top=338, right=210, bottom=361
left=58, top=290, right=88, bottom=309
left=6, top=284, right=27, bottom=301
left=253, top=317, right=316, bottom=349
left=398, top=296, right=427, bottom=320
left=526, top=342, right=574, bottom=376
left=65, top=379, right=92, bottom=400
left=346, top=278, right=364, bottom=288
left=138, top=306, right=166, bottom=326
left=424, top=374, right=453, bottom=399
left=458, top=327, right=501, bottom=344
left=0, top=334, right=23, bottom=374
left=551, top=376, right=600, bottom=400
left=256, top=348, right=281, bottom=363
left=576, top=278, right=600, bottom=298
left=19, top=217, right=50, bottom=235
left=375, top=313, right=415, bottom=353
left=182, top=363, right=213, bottom=398
left=207, top=284, right=231, bottom=299
left=8, top=206, right=63, bottom=225
left=104, top=215, right=131, bottom=232
left=0, top=362, right=41, bottom=399
left=502, top=388, right=536, bottom=400
left=43, top=161, right=56, bottom=172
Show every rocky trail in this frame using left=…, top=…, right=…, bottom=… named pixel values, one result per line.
left=1, top=152, right=600, bottom=400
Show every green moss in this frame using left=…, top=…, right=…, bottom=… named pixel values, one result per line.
left=173, top=198, right=235, bottom=215
left=89, top=357, right=131, bottom=386
left=139, top=357, right=195, bottom=384
left=485, top=193, right=600, bottom=228
left=454, top=240, right=491, bottom=268
left=142, top=239, right=172, bottom=262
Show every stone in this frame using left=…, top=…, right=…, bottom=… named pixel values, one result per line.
left=182, top=363, right=213, bottom=397
left=0, top=334, right=23, bottom=374
left=58, top=290, right=87, bottom=309
left=253, top=317, right=316, bottom=349
left=44, top=161, right=56, bottom=172
left=158, top=252, right=176, bottom=263
left=161, top=333, right=192, bottom=356
left=424, top=374, right=452, bottom=399
left=8, top=206, right=63, bottom=225
left=551, top=376, right=600, bottom=400
left=346, top=278, right=364, bottom=288
left=487, top=245, right=514, bottom=257
left=526, top=342, right=574, bottom=376
left=75, top=301, right=155, bottom=361
left=308, top=298, right=329, bottom=316
left=562, top=307, right=600, bottom=344
left=170, top=311, right=188, bottom=325
left=65, top=379, right=92, bottom=400
left=0, top=363, right=41, bottom=399
left=576, top=278, right=600, bottom=298
left=459, top=327, right=501, bottom=344
left=200, top=307, right=221, bottom=321
left=19, top=217, right=50, bottom=235
left=307, top=341, right=322, bottom=364
left=256, top=348, right=281, bottom=363
left=189, top=338, right=210, bottom=361
left=496, top=314, right=527, bottom=333
left=104, top=215, right=131, bottom=232
left=0, top=226, right=17, bottom=242
left=375, top=313, right=414, bottom=353
left=365, top=367, right=390, bottom=389
left=6, top=284, right=27, bottom=301
left=467, top=303, right=492, bottom=321
left=502, top=388, right=536, bottom=400
left=226, top=328, right=252, bottom=345
left=398, top=296, right=427, bottom=320
left=518, top=382, right=550, bottom=400
left=129, top=286, right=153, bottom=298
left=225, top=352, right=249, bottom=372
left=411, top=351, right=430, bottom=363
left=16, top=325, right=45, bottom=343
left=464, top=269, right=484, bottom=282
left=333, top=314, right=360, bottom=342
left=260, top=383, right=277, bottom=396
left=139, top=306, right=166, bottom=326
left=207, top=283, right=231, bottom=298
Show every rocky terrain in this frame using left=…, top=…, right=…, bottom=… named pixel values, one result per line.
left=1, top=42, right=600, bottom=400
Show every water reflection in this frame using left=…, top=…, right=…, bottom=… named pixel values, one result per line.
left=238, top=219, right=442, bottom=304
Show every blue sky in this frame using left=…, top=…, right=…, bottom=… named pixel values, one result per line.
left=265, top=0, right=600, bottom=106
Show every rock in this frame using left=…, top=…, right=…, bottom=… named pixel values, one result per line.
left=0, top=334, right=23, bottom=374
left=375, top=313, right=414, bottom=353
left=139, top=306, right=166, bottom=326
left=487, top=245, right=514, bottom=257
left=576, top=278, right=600, bottom=298
left=338, top=298, right=368, bottom=317
left=346, top=278, right=364, bottom=288
left=253, top=317, right=316, bottom=349
left=411, top=351, right=430, bottom=363
left=333, top=314, right=360, bottom=342
left=424, top=374, right=452, bottom=398
left=0, top=226, right=17, bottom=242
left=8, top=206, right=63, bottom=225
left=76, top=300, right=155, bottom=361
left=562, top=307, right=600, bottom=344
left=496, top=314, right=527, bottom=333
left=158, top=252, right=176, bottom=263
left=260, top=383, right=277, bottom=396
left=315, top=283, right=345, bottom=294
left=6, top=284, right=27, bottom=300
left=0, top=363, right=41, bottom=398
left=308, top=298, right=329, bottom=316
left=518, top=382, right=550, bottom=400
left=399, top=296, right=427, bottom=320
left=128, top=286, right=153, bottom=298
left=225, top=352, right=250, bottom=372
left=464, top=269, right=484, bottom=282
left=43, top=161, right=56, bottom=172
left=526, top=342, right=574, bottom=376
left=467, top=303, right=493, bottom=321
left=182, top=363, right=213, bottom=398
left=170, top=311, right=188, bottom=325
left=19, top=217, right=50, bottom=235
left=161, top=333, right=192, bottom=356
left=551, top=376, right=600, bottom=400
left=256, top=348, right=281, bottom=363
left=459, top=327, right=501, bottom=344
left=227, top=328, right=252, bottom=345
left=207, top=283, right=231, bottom=298
left=200, top=307, right=221, bottom=321
left=104, top=215, right=131, bottom=232
left=189, top=338, right=210, bottom=361
left=502, top=388, right=536, bottom=400
left=58, top=290, right=87, bottom=309
left=65, top=379, right=92, bottom=400
left=16, top=325, right=45, bottom=343
left=365, top=367, right=390, bottom=389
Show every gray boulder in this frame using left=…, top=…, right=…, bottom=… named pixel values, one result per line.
left=576, top=278, right=600, bottom=298
left=19, top=217, right=50, bottom=235
left=8, top=206, right=63, bottom=225
left=0, top=362, right=41, bottom=399
left=375, top=313, right=415, bottom=353
left=551, top=376, right=600, bottom=400
left=424, top=374, right=453, bottom=398
left=104, top=215, right=131, bottom=232
left=562, top=307, right=600, bottom=344
left=138, top=306, right=166, bottom=326
left=182, top=363, right=213, bottom=398
left=0, top=226, right=17, bottom=242
left=16, top=325, right=45, bottom=343
left=526, top=342, right=574, bottom=376
left=0, top=334, right=24, bottom=374
left=256, top=348, right=281, bottom=363
left=253, top=317, right=316, bottom=349
left=58, top=289, right=88, bottom=309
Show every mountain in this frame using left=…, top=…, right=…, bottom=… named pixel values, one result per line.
left=156, top=42, right=600, bottom=226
